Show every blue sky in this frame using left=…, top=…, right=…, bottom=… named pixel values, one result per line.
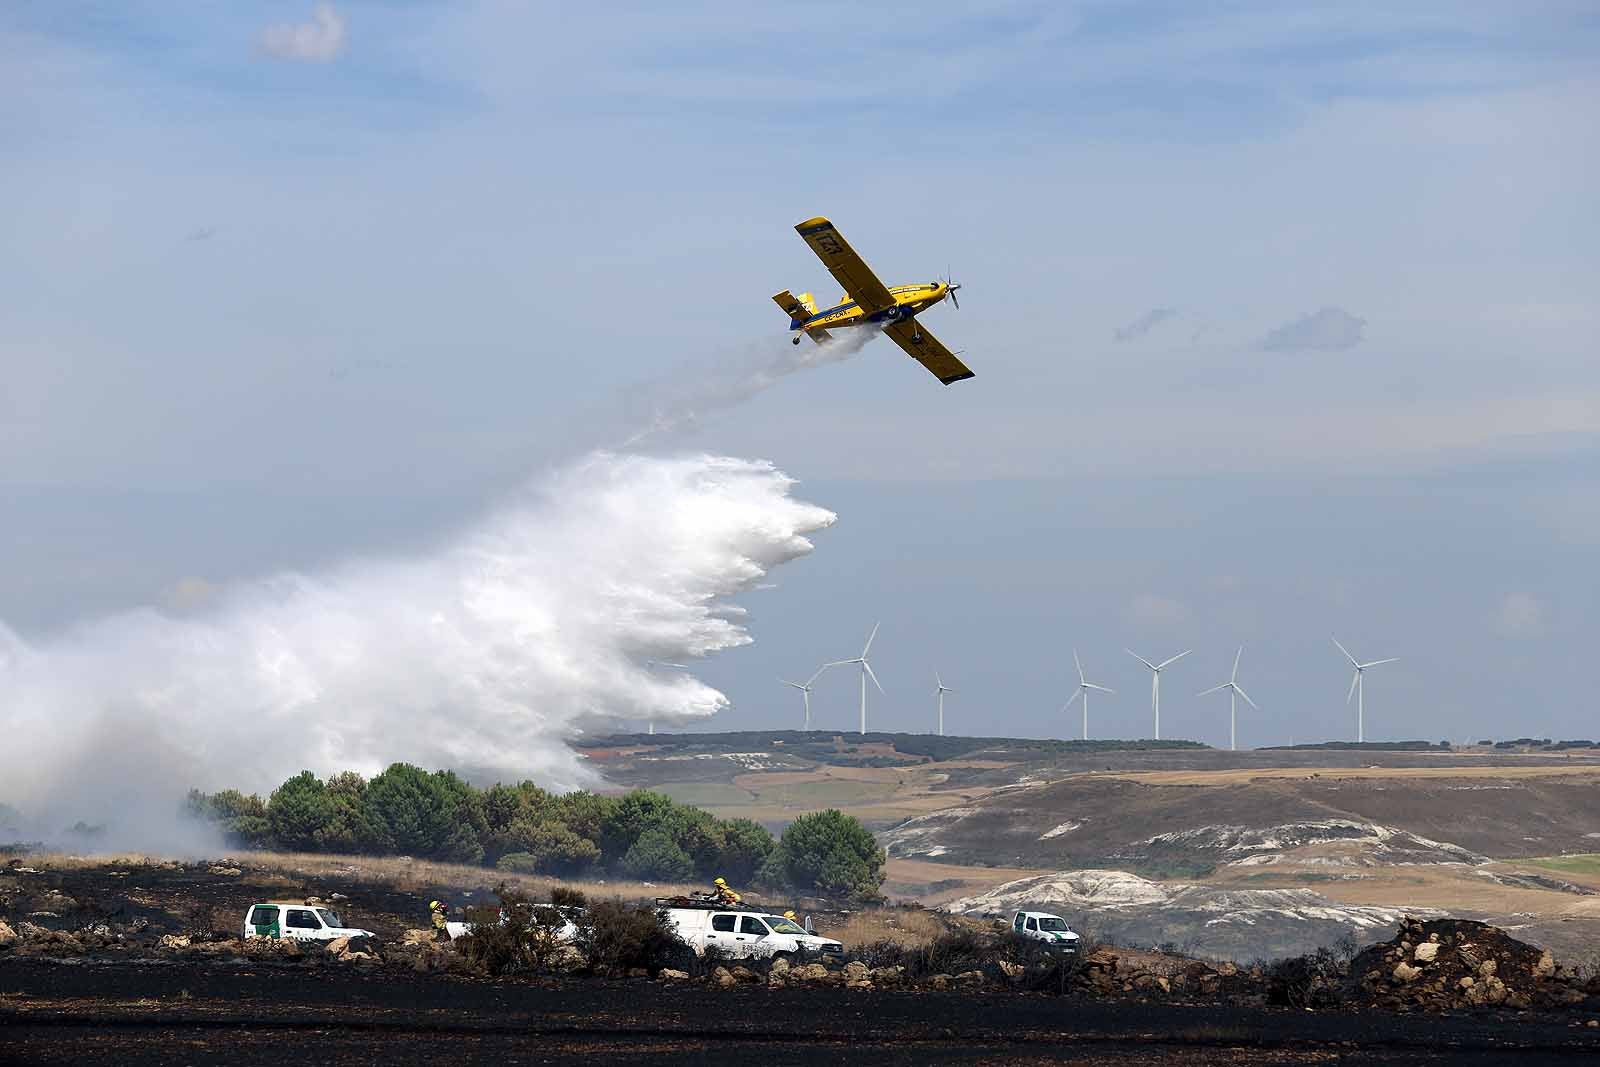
left=3, top=2, right=1597, bottom=751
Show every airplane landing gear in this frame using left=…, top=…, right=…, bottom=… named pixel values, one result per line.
left=792, top=334, right=803, bottom=345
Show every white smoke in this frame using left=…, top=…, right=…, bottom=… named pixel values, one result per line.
left=619, top=328, right=881, bottom=447
left=0, top=452, right=835, bottom=842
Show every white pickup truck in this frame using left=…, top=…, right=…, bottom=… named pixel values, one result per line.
left=1010, top=910, right=1081, bottom=953
left=664, top=907, right=843, bottom=962
left=243, top=902, right=376, bottom=943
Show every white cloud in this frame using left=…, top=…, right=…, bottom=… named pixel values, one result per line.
left=1126, top=593, right=1190, bottom=626
left=1114, top=307, right=1178, bottom=342
left=259, top=4, right=347, bottom=64
left=1495, top=592, right=1544, bottom=637
left=1261, top=307, right=1367, bottom=352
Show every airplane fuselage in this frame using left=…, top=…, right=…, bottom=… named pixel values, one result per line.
left=790, top=282, right=952, bottom=335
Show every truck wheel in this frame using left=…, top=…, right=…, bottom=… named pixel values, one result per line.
left=772, top=951, right=795, bottom=965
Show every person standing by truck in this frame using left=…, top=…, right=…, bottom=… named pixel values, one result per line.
left=430, top=900, right=450, bottom=941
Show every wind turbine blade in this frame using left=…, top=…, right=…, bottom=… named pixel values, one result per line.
left=1230, top=645, right=1243, bottom=680
left=1234, top=684, right=1258, bottom=710
left=823, top=659, right=855, bottom=669
left=1157, top=650, right=1192, bottom=671
left=935, top=671, right=942, bottom=690
left=1064, top=689, right=1083, bottom=709
left=862, top=621, right=880, bottom=657
left=1073, top=649, right=1085, bottom=683
left=1332, top=637, right=1358, bottom=666
left=1361, top=657, right=1400, bottom=668
left=1085, top=684, right=1115, bottom=694
left=1197, top=682, right=1229, bottom=696
left=1125, top=650, right=1158, bottom=672
left=805, top=664, right=831, bottom=686
left=781, top=679, right=804, bottom=690
left=863, top=659, right=885, bottom=694
left=1346, top=670, right=1360, bottom=704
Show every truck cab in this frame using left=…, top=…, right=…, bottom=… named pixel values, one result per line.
left=1011, top=910, right=1081, bottom=953
left=664, top=908, right=843, bottom=962
left=243, top=902, right=376, bottom=943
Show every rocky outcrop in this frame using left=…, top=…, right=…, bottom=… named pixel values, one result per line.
left=1348, top=916, right=1597, bottom=1013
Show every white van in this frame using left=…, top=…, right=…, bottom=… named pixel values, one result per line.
left=664, top=908, right=843, bottom=962
left=1010, top=910, right=1081, bottom=953
left=243, top=902, right=376, bottom=943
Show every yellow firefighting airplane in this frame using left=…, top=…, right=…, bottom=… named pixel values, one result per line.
left=773, top=217, right=975, bottom=385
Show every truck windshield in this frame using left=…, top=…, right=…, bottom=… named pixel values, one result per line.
left=764, top=917, right=805, bottom=935
left=314, top=908, right=343, bottom=928
left=1037, top=917, right=1070, bottom=932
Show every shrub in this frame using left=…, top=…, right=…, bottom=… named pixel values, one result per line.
left=768, top=809, right=885, bottom=901
left=457, top=885, right=577, bottom=976
left=577, top=900, right=686, bottom=971
left=496, top=851, right=541, bottom=873
left=620, top=828, right=695, bottom=881
left=1266, top=946, right=1346, bottom=1008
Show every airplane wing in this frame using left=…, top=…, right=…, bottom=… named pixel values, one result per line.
left=885, top=320, right=975, bottom=385
left=794, top=217, right=896, bottom=315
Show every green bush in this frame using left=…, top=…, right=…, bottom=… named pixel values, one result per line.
left=767, top=808, right=885, bottom=902
left=620, top=828, right=695, bottom=882
left=496, top=851, right=541, bottom=873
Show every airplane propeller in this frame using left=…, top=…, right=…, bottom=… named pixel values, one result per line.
left=941, top=267, right=962, bottom=309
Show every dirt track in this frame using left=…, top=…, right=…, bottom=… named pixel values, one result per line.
left=4, top=958, right=1600, bottom=1065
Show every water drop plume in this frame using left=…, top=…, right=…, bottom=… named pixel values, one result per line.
left=0, top=453, right=835, bottom=843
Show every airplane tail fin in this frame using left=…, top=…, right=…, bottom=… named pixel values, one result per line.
left=772, top=289, right=818, bottom=328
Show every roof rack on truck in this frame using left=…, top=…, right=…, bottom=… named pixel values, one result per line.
left=653, top=893, right=760, bottom=912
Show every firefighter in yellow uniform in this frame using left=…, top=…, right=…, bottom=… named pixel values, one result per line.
left=430, top=900, right=450, bottom=941
left=712, top=877, right=742, bottom=906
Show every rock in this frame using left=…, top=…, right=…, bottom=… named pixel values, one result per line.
left=929, top=974, right=952, bottom=991
left=843, top=961, right=870, bottom=983
left=1393, top=962, right=1423, bottom=984
left=713, top=966, right=737, bottom=989
left=159, top=934, right=193, bottom=951
left=796, top=962, right=832, bottom=984
left=1458, top=977, right=1475, bottom=990
left=1157, top=976, right=1171, bottom=994
left=401, top=928, right=435, bottom=947
left=1587, top=1020, right=1598, bottom=1029
left=731, top=965, right=759, bottom=983
left=16, top=921, right=48, bottom=940
left=0, top=921, right=17, bottom=948
left=997, top=960, right=1024, bottom=980
left=1536, top=952, right=1556, bottom=978
left=769, top=956, right=791, bottom=977
left=208, top=866, right=242, bottom=876
left=1478, top=960, right=1497, bottom=979
left=1413, top=942, right=1439, bottom=963
left=658, top=968, right=690, bottom=981
left=870, top=965, right=905, bottom=988
left=954, top=969, right=985, bottom=987
left=325, top=936, right=352, bottom=957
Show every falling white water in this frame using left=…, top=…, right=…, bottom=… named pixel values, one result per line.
left=0, top=452, right=835, bottom=841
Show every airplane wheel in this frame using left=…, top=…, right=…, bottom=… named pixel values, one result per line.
left=791, top=335, right=802, bottom=345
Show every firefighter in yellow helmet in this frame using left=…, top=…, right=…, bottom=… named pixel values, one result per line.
left=711, top=877, right=741, bottom=907
left=429, top=899, right=450, bottom=941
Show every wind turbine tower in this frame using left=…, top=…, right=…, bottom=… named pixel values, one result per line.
left=935, top=673, right=954, bottom=736
left=780, top=665, right=831, bottom=730
left=1198, top=646, right=1257, bottom=751
left=1063, top=650, right=1114, bottom=740
left=1125, top=649, right=1191, bottom=740
left=1333, top=638, right=1398, bottom=743
left=828, top=623, right=884, bottom=736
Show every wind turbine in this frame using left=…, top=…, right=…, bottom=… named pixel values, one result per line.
left=1198, top=646, right=1256, bottom=751
left=1125, top=649, right=1191, bottom=741
left=935, top=673, right=955, bottom=736
left=1063, top=650, right=1114, bottom=740
left=827, top=623, right=883, bottom=736
left=780, top=665, right=831, bottom=730
left=1333, top=638, right=1398, bottom=743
